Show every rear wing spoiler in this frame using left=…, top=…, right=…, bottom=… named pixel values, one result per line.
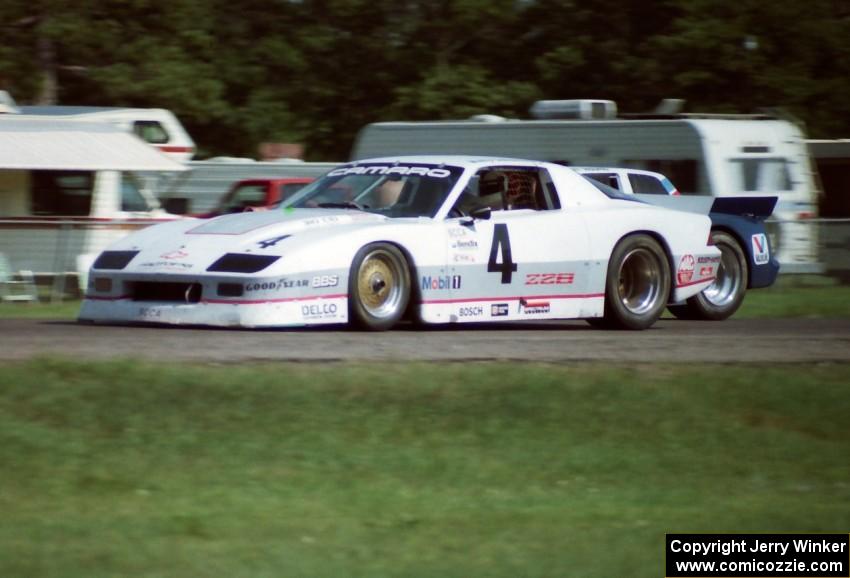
left=708, top=196, right=778, bottom=219
left=634, top=195, right=778, bottom=220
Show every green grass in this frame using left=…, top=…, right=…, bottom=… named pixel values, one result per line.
left=1, top=360, right=848, bottom=578
left=734, top=275, right=850, bottom=318
left=0, top=299, right=80, bottom=319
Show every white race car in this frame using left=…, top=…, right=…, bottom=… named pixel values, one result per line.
left=79, top=156, right=721, bottom=330
left=572, top=166, right=680, bottom=196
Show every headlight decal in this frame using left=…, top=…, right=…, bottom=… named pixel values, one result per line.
left=92, top=250, right=139, bottom=270
left=206, top=253, right=280, bottom=273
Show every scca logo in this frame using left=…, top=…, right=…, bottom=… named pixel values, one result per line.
left=421, top=275, right=462, bottom=291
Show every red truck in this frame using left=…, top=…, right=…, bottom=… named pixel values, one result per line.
left=201, top=177, right=314, bottom=217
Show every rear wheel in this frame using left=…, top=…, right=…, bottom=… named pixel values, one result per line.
left=348, top=243, right=411, bottom=331
left=668, top=230, right=747, bottom=321
left=595, top=234, right=671, bottom=330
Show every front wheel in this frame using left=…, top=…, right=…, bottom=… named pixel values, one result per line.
left=348, top=243, right=411, bottom=331
left=668, top=230, right=748, bottom=321
left=599, top=234, right=671, bottom=330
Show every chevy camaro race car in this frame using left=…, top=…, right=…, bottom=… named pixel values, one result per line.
left=80, top=156, right=754, bottom=331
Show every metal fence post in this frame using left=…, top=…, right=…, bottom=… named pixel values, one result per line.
left=50, top=221, right=72, bottom=302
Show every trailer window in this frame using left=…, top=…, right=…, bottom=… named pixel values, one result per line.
left=121, top=175, right=150, bottom=212
left=31, top=171, right=94, bottom=216
left=729, top=158, right=792, bottom=192
left=133, top=121, right=170, bottom=144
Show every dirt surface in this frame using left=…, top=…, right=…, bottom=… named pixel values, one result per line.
left=2, top=318, right=849, bottom=364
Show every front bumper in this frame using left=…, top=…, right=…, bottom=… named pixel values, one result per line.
left=78, top=294, right=348, bottom=328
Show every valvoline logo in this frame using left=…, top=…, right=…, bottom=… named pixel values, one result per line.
left=752, top=234, right=770, bottom=265
left=421, top=275, right=462, bottom=291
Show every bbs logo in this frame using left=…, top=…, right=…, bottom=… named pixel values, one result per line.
left=311, top=275, right=339, bottom=288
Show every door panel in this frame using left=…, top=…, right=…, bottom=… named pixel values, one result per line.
left=428, top=209, right=599, bottom=322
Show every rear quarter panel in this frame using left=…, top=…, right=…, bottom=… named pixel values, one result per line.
left=579, top=202, right=719, bottom=301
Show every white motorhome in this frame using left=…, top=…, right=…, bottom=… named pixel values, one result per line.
left=17, top=105, right=196, bottom=161
left=0, top=115, right=186, bottom=280
left=352, top=103, right=819, bottom=266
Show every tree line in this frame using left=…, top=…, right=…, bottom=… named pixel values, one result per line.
left=2, top=0, right=849, bottom=160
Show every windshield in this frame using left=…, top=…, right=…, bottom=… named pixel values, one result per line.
left=284, top=163, right=463, bottom=218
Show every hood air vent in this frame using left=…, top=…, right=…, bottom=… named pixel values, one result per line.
left=92, top=250, right=139, bottom=270
left=207, top=253, right=280, bottom=273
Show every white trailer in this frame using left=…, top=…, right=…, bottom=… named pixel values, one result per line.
left=352, top=108, right=819, bottom=266
left=17, top=105, right=196, bottom=162
left=0, top=115, right=186, bottom=282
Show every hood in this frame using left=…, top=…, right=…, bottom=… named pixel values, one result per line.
left=105, top=208, right=389, bottom=274
left=187, top=207, right=386, bottom=237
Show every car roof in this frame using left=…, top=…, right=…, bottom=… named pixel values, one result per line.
left=572, top=166, right=669, bottom=179
left=348, top=154, right=551, bottom=169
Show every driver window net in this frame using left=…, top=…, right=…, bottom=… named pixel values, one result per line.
left=506, top=173, right=539, bottom=210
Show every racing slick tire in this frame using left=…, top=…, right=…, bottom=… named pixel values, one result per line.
left=349, top=242, right=411, bottom=331
left=668, top=230, right=748, bottom=321
left=597, top=234, right=671, bottom=330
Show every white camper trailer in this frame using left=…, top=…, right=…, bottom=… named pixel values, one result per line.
left=352, top=104, right=819, bottom=266
left=0, top=115, right=186, bottom=282
left=17, top=105, right=196, bottom=162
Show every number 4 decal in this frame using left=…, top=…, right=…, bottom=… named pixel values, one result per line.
left=488, top=224, right=517, bottom=284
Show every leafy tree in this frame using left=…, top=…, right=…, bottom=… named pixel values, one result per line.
left=1, top=0, right=848, bottom=157
left=391, top=64, right=538, bottom=120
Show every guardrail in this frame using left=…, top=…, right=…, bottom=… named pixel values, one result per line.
left=2, top=217, right=849, bottom=301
